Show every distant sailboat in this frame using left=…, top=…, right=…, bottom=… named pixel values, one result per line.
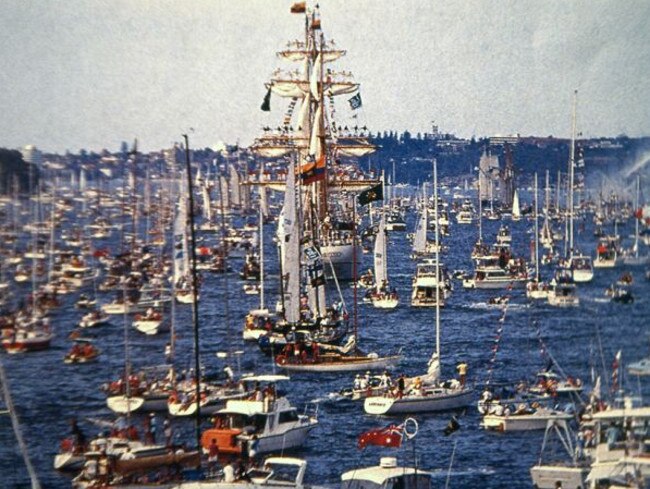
left=511, top=189, right=521, bottom=221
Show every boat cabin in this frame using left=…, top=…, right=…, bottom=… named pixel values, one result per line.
left=342, top=458, right=432, bottom=489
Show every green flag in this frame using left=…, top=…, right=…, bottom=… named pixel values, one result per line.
left=358, top=182, right=383, bottom=206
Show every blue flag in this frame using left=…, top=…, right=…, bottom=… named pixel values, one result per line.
left=348, top=92, right=362, bottom=110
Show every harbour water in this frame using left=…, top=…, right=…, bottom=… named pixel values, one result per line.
left=1, top=192, right=649, bottom=488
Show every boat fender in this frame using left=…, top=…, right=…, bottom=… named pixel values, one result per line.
left=277, top=355, right=287, bottom=365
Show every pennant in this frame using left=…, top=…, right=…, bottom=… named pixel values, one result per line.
left=290, top=2, right=306, bottom=13
left=358, top=182, right=383, bottom=206
left=348, top=92, right=362, bottom=110
left=358, top=424, right=403, bottom=449
left=443, top=415, right=460, bottom=436
left=261, top=86, right=272, bottom=112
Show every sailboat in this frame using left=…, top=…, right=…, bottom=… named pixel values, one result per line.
left=511, top=189, right=521, bottom=221
left=622, top=175, right=649, bottom=266
left=527, top=173, right=551, bottom=299
left=364, top=160, right=473, bottom=415
left=370, top=210, right=399, bottom=309
left=564, top=90, right=594, bottom=283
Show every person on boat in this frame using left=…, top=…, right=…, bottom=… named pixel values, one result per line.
left=456, top=362, right=468, bottom=387
left=360, top=372, right=370, bottom=390
left=380, top=371, right=392, bottom=388
left=207, top=438, right=220, bottom=474
left=248, top=435, right=259, bottom=462
left=223, top=460, right=235, bottom=483
left=413, top=377, right=423, bottom=396
left=353, top=374, right=362, bottom=391
left=396, top=374, right=405, bottom=398
left=70, top=418, right=86, bottom=453
left=163, top=418, right=173, bottom=447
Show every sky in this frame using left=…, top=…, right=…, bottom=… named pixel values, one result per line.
left=2, top=0, right=649, bottom=154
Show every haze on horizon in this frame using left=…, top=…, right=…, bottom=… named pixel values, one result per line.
left=2, top=0, right=649, bottom=154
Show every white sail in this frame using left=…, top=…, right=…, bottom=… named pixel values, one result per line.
left=413, top=192, right=428, bottom=255
left=219, top=175, right=230, bottom=209
left=283, top=161, right=301, bottom=324
left=229, top=165, right=241, bottom=207
left=270, top=79, right=359, bottom=98
left=309, top=104, right=323, bottom=158
left=201, top=184, right=212, bottom=222
left=310, top=53, right=322, bottom=99
left=297, top=93, right=311, bottom=136
left=424, top=352, right=441, bottom=382
left=512, top=189, right=521, bottom=219
left=374, top=214, right=387, bottom=288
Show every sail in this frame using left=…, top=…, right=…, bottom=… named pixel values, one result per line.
left=219, top=175, right=230, bottom=209
left=270, top=79, right=359, bottom=98
left=310, top=53, right=322, bottom=99
left=283, top=161, right=301, bottom=324
left=512, top=189, right=521, bottom=219
left=79, top=168, right=87, bottom=192
left=413, top=204, right=428, bottom=255
left=336, top=143, right=376, bottom=158
left=201, top=184, right=212, bottom=222
left=425, top=352, right=441, bottom=382
left=229, top=166, right=241, bottom=207
left=173, top=197, right=186, bottom=284
left=374, top=214, right=387, bottom=288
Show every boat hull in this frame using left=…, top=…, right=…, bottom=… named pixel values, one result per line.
left=481, top=410, right=572, bottom=431
left=364, top=388, right=473, bottom=415
left=107, top=395, right=146, bottom=414
left=530, top=465, right=589, bottom=489
left=321, top=242, right=360, bottom=281
left=278, top=354, right=401, bottom=373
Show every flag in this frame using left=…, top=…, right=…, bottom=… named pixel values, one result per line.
left=358, top=424, right=403, bottom=449
left=300, top=154, right=326, bottom=185
left=348, top=92, right=362, bottom=110
left=290, top=2, right=306, bottom=13
left=358, top=182, right=383, bottom=206
left=443, top=415, right=460, bottom=436
left=261, top=86, right=272, bottom=112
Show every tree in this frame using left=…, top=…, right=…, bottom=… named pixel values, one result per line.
left=0, top=148, right=39, bottom=194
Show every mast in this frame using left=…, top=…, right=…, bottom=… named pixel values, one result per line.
left=534, top=173, right=540, bottom=281
left=433, top=159, right=440, bottom=359
left=634, top=175, right=640, bottom=258
left=182, top=134, right=202, bottom=454
left=568, top=89, right=577, bottom=255
left=259, top=204, right=265, bottom=309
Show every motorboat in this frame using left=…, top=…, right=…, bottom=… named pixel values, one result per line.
left=200, top=375, right=318, bottom=456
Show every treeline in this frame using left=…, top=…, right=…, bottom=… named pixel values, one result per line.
left=0, top=148, right=39, bottom=194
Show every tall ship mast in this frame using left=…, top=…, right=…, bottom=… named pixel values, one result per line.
left=250, top=3, right=379, bottom=280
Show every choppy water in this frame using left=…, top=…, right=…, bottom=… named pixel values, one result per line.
left=1, top=207, right=649, bottom=488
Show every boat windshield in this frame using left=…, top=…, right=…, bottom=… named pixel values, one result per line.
left=343, top=475, right=431, bottom=489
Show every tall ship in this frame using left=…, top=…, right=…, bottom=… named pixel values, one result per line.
left=249, top=4, right=379, bottom=280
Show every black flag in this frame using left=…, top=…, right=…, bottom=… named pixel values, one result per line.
left=443, top=415, right=460, bottom=436
left=358, top=182, right=383, bottom=206
left=261, top=86, right=272, bottom=112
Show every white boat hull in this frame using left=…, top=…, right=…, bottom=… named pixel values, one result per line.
left=372, top=298, right=399, bottom=309
left=321, top=242, right=360, bottom=281
left=364, top=388, right=473, bottom=415
left=628, top=358, right=650, bottom=376
left=530, top=465, right=589, bottom=489
left=571, top=269, right=594, bottom=283
left=481, top=410, right=572, bottom=431
left=106, top=395, right=146, bottom=414
left=54, top=452, right=85, bottom=471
